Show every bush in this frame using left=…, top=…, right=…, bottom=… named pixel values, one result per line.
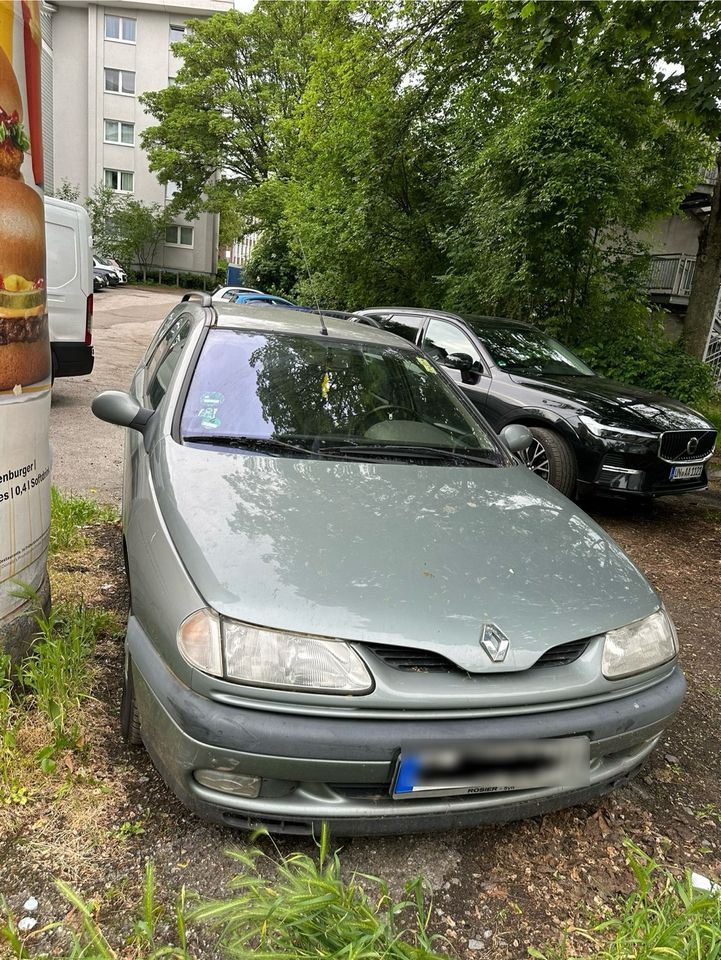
left=576, top=329, right=715, bottom=405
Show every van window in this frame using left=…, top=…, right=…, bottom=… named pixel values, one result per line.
left=46, top=221, right=77, bottom=288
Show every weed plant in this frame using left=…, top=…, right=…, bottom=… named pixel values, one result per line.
left=50, top=487, right=118, bottom=555
left=191, top=825, right=446, bottom=959
left=532, top=840, right=721, bottom=959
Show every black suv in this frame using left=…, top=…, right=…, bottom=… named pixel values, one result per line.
left=353, top=308, right=717, bottom=499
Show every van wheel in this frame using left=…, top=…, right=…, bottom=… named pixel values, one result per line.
left=517, top=426, right=577, bottom=498
left=120, top=656, right=142, bottom=746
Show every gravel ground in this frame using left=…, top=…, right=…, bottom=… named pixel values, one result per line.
left=3, top=287, right=721, bottom=958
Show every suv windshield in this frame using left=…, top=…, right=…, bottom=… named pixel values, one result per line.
left=463, top=319, right=594, bottom=378
left=180, top=329, right=508, bottom=466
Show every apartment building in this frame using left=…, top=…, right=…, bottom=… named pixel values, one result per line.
left=46, top=0, right=232, bottom=275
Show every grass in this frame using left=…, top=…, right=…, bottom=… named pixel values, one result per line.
left=50, top=486, right=119, bottom=555
left=192, top=826, right=446, bottom=959
left=531, top=841, right=721, bottom=959
left=1, top=827, right=446, bottom=959
left=0, top=587, right=120, bottom=800
left=696, top=397, right=721, bottom=434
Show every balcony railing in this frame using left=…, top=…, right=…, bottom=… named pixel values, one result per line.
left=648, top=255, right=696, bottom=299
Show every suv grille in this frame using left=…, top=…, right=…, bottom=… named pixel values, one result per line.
left=366, top=638, right=589, bottom=674
left=659, top=429, right=717, bottom=462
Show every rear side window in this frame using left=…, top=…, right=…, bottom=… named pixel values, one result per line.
left=376, top=314, right=423, bottom=343
left=146, top=314, right=193, bottom=409
left=46, top=221, right=78, bottom=288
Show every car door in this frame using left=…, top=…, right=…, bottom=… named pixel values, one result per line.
left=419, top=317, right=491, bottom=414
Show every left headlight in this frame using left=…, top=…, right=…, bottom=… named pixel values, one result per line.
left=579, top=415, right=658, bottom=443
left=602, top=608, right=678, bottom=679
left=222, top=620, right=373, bottom=694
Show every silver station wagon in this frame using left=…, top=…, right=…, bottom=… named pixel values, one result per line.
left=93, top=295, right=685, bottom=835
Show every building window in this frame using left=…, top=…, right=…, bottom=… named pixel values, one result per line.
left=165, top=181, right=179, bottom=200
left=104, top=119, right=135, bottom=145
left=105, top=14, right=136, bottom=43
left=169, top=24, right=185, bottom=43
left=104, top=168, right=134, bottom=193
left=165, top=224, right=194, bottom=247
left=104, top=68, right=135, bottom=95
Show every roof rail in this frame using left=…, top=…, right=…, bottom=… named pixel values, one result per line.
left=181, top=291, right=212, bottom=307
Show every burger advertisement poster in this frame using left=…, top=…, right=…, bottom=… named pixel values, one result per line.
left=0, top=0, right=51, bottom=624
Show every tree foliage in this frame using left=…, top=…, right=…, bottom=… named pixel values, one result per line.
left=141, top=0, right=721, bottom=385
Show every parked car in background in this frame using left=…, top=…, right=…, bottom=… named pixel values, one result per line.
left=93, top=270, right=108, bottom=292
left=233, top=292, right=296, bottom=308
left=212, top=285, right=263, bottom=303
left=44, top=196, right=94, bottom=379
left=99, top=255, right=128, bottom=284
left=91, top=297, right=684, bottom=835
left=354, top=308, right=717, bottom=500
left=93, top=261, right=120, bottom=287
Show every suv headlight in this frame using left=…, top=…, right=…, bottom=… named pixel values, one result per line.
left=602, top=608, right=678, bottom=679
left=178, top=609, right=373, bottom=694
left=579, top=415, right=658, bottom=443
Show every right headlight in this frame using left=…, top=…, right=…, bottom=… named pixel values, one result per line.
left=602, top=608, right=678, bottom=679
left=177, top=609, right=373, bottom=694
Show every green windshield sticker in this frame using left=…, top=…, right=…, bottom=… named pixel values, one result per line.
left=416, top=357, right=436, bottom=374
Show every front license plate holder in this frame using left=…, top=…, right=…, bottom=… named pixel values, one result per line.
left=391, top=737, right=590, bottom=800
left=669, top=464, right=703, bottom=481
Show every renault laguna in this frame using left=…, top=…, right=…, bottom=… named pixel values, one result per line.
left=92, top=295, right=685, bottom=835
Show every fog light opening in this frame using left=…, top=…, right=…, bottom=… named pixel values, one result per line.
left=194, top=769, right=261, bottom=798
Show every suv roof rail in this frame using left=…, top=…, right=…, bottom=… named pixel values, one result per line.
left=181, top=291, right=212, bottom=307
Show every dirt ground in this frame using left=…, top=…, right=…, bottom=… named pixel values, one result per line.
left=2, top=288, right=721, bottom=958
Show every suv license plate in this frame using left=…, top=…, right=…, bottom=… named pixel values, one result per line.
left=669, top=464, right=703, bottom=481
left=391, top=738, right=590, bottom=800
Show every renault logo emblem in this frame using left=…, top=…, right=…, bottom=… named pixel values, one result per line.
left=686, top=437, right=699, bottom=456
left=480, top=624, right=510, bottom=662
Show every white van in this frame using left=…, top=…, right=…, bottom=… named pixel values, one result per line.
left=44, top=196, right=94, bottom=379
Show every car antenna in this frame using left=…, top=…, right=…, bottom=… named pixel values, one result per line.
left=298, top=236, right=328, bottom=336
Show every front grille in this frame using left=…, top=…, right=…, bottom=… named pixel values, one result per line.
left=366, top=638, right=590, bottom=674
left=659, top=429, right=717, bottom=462
left=366, top=645, right=456, bottom=673
left=534, top=638, right=589, bottom=667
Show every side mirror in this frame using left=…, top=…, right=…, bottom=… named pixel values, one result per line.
left=443, top=352, right=474, bottom=372
left=500, top=424, right=533, bottom=454
left=92, top=390, right=153, bottom=433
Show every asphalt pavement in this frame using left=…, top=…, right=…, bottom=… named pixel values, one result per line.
left=49, top=286, right=180, bottom=502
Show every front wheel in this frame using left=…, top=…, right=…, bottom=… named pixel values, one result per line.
left=516, top=426, right=577, bottom=498
left=120, top=655, right=143, bottom=746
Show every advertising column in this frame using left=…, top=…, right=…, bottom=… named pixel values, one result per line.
left=0, top=0, right=51, bottom=656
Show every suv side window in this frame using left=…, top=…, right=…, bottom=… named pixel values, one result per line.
left=423, top=318, right=482, bottom=368
left=146, top=313, right=193, bottom=409
left=376, top=313, right=424, bottom=344
left=143, top=304, right=188, bottom=367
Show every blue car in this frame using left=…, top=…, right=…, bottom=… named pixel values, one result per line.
left=233, top=292, right=296, bottom=307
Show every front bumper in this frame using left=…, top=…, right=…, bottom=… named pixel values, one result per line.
left=577, top=439, right=713, bottom=498
left=128, top=616, right=686, bottom=836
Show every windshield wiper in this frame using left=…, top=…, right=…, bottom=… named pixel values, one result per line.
left=182, top=435, right=321, bottom=458
left=320, top=443, right=500, bottom=466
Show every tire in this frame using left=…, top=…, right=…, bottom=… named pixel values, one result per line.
left=517, top=425, right=577, bottom=498
left=120, top=655, right=143, bottom=746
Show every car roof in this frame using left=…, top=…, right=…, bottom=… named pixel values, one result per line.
left=212, top=303, right=419, bottom=349
left=361, top=306, right=537, bottom=331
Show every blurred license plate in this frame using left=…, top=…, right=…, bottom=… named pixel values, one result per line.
left=669, top=464, right=703, bottom=480
left=392, top=738, right=590, bottom=799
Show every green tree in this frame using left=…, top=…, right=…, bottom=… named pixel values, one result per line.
left=52, top=178, right=80, bottom=203
left=85, top=184, right=120, bottom=256
left=107, top=200, right=173, bottom=275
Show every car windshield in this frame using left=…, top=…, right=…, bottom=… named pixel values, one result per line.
left=463, top=319, right=594, bottom=378
left=180, top=329, right=508, bottom=466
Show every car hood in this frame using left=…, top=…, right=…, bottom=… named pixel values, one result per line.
left=154, top=442, right=659, bottom=672
left=509, top=373, right=711, bottom=432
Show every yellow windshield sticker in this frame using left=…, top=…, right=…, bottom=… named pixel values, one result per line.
left=416, top=357, right=436, bottom=374
left=321, top=372, right=331, bottom=399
